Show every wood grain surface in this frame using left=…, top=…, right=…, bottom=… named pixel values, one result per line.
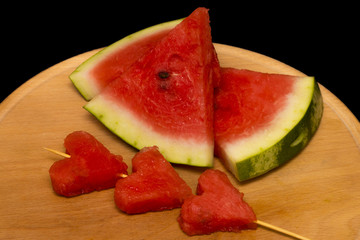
left=0, top=44, right=359, bottom=240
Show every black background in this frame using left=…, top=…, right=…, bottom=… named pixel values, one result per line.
left=2, top=1, right=359, bottom=120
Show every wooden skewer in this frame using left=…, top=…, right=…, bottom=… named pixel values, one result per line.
left=255, top=220, right=311, bottom=240
left=44, top=147, right=128, bottom=178
left=43, top=147, right=71, bottom=158
left=44, top=147, right=311, bottom=240
left=118, top=173, right=128, bottom=178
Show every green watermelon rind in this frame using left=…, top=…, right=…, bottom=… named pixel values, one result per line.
left=84, top=95, right=214, bottom=167
left=69, top=18, right=183, bottom=101
left=226, top=78, right=323, bottom=181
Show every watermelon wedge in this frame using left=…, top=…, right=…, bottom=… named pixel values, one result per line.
left=69, top=19, right=182, bottom=100
left=214, top=68, right=323, bottom=181
left=85, top=8, right=220, bottom=167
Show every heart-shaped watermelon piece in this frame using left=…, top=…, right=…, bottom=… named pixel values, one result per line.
left=114, top=146, right=193, bottom=214
left=178, top=169, right=257, bottom=235
left=49, top=131, right=128, bottom=197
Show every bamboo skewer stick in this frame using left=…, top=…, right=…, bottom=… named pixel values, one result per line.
left=255, top=220, right=311, bottom=240
left=44, top=147, right=311, bottom=240
left=118, top=173, right=128, bottom=178
left=44, top=148, right=128, bottom=179
left=43, top=147, right=71, bottom=158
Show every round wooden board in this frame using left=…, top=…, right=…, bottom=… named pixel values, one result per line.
left=0, top=44, right=359, bottom=240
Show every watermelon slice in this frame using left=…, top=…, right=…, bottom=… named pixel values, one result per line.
left=114, top=146, right=193, bottom=214
left=85, top=8, right=220, bottom=167
left=49, top=131, right=128, bottom=197
left=178, top=169, right=257, bottom=235
left=69, top=19, right=182, bottom=100
left=214, top=68, right=323, bottom=181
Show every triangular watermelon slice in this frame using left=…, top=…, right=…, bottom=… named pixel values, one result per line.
left=214, top=68, right=323, bottom=181
left=70, top=19, right=182, bottom=100
left=85, top=8, right=220, bottom=167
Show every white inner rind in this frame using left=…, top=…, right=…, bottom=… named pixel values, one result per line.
left=85, top=95, right=214, bottom=167
left=70, top=19, right=183, bottom=100
left=223, top=77, right=315, bottom=174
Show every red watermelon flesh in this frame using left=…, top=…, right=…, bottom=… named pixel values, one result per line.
left=49, top=131, right=128, bottom=197
left=178, top=169, right=257, bottom=235
left=70, top=19, right=181, bottom=100
left=114, top=146, right=193, bottom=214
left=99, top=7, right=218, bottom=138
left=85, top=7, right=220, bottom=166
left=90, top=30, right=172, bottom=91
left=215, top=68, right=294, bottom=145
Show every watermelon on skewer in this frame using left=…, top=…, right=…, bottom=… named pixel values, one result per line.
left=46, top=136, right=310, bottom=238
left=49, top=131, right=128, bottom=197
left=178, top=169, right=257, bottom=235
left=178, top=169, right=310, bottom=239
left=114, top=146, right=193, bottom=214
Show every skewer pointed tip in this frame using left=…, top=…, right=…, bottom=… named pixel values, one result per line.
left=43, top=147, right=71, bottom=158
left=255, top=220, right=311, bottom=240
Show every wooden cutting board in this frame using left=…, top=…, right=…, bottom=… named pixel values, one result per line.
left=0, top=44, right=359, bottom=240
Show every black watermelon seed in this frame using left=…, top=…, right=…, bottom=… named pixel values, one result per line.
left=158, top=71, right=170, bottom=79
